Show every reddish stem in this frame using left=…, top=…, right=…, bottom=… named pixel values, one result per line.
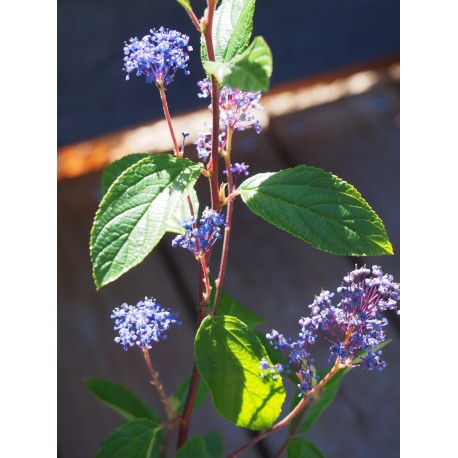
left=213, top=127, right=234, bottom=316
left=158, top=83, right=181, bottom=157
left=177, top=354, right=201, bottom=446
left=177, top=0, right=220, bottom=448
left=200, top=255, right=212, bottom=302
left=186, top=8, right=202, bottom=31
left=187, top=194, right=196, bottom=219
left=142, top=346, right=177, bottom=419
left=177, top=264, right=208, bottom=447
left=273, top=399, right=310, bottom=458
left=202, top=1, right=221, bottom=212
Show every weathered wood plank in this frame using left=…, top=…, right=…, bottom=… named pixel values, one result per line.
left=57, top=172, right=257, bottom=457
left=58, top=76, right=400, bottom=457
left=161, top=82, right=400, bottom=456
left=268, top=80, right=400, bottom=277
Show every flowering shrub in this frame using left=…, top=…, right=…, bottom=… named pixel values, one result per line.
left=86, top=1, right=399, bottom=456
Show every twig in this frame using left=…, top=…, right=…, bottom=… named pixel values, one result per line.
left=142, top=346, right=177, bottom=419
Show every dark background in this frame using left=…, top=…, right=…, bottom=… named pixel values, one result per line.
left=57, top=0, right=399, bottom=146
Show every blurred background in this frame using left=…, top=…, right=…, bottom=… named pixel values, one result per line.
left=58, top=0, right=400, bottom=457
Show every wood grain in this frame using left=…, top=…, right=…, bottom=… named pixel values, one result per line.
left=58, top=71, right=399, bottom=457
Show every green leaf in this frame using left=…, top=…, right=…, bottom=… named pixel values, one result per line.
left=101, top=154, right=198, bottom=234
left=208, top=281, right=265, bottom=330
left=90, top=154, right=203, bottom=288
left=101, top=153, right=150, bottom=197
left=84, top=378, right=160, bottom=423
left=204, top=37, right=272, bottom=92
left=195, top=315, right=285, bottom=430
left=202, top=0, right=256, bottom=64
left=95, top=419, right=160, bottom=458
left=204, top=432, right=224, bottom=458
left=287, top=438, right=324, bottom=458
left=239, top=165, right=393, bottom=256
left=175, top=435, right=208, bottom=458
left=164, top=188, right=199, bottom=234
left=170, top=373, right=209, bottom=415
left=176, top=0, right=192, bottom=12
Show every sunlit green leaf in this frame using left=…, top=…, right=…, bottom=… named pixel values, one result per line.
left=204, top=37, right=272, bottom=92
left=239, top=165, right=393, bottom=256
left=90, top=154, right=203, bottom=288
left=195, top=315, right=285, bottom=430
left=201, top=0, right=256, bottom=64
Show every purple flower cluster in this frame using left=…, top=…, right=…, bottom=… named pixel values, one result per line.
left=223, top=162, right=250, bottom=184
left=194, top=130, right=226, bottom=161
left=261, top=321, right=318, bottom=396
left=123, top=27, right=192, bottom=86
left=259, top=358, right=289, bottom=380
left=310, top=265, right=399, bottom=370
left=194, top=80, right=262, bottom=160
left=261, top=266, right=400, bottom=395
left=171, top=207, right=226, bottom=257
left=111, top=298, right=181, bottom=350
left=198, top=79, right=263, bottom=133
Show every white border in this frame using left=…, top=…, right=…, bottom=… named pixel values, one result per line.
left=401, top=0, right=458, bottom=455
left=2, top=0, right=56, bottom=455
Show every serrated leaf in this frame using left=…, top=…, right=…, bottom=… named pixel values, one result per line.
left=195, top=315, right=285, bottom=430
left=84, top=378, right=160, bottom=423
left=95, top=419, right=160, bottom=458
left=208, top=280, right=265, bottom=330
left=204, top=432, right=224, bottom=458
left=101, top=155, right=198, bottom=234
left=176, top=0, right=192, bottom=12
left=164, top=188, right=199, bottom=234
left=239, top=165, right=393, bottom=256
left=201, top=37, right=209, bottom=68
left=90, top=154, right=203, bottom=288
left=170, top=373, right=209, bottom=415
left=287, top=438, right=324, bottom=458
left=101, top=154, right=150, bottom=197
left=202, top=0, right=256, bottom=64
left=204, top=36, right=272, bottom=92
left=175, top=435, right=208, bottom=458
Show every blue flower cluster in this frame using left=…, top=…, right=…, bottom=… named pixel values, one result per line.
left=171, top=207, right=226, bottom=257
left=198, top=79, right=263, bottom=133
left=259, top=358, right=289, bottom=380
left=194, top=80, right=262, bottom=160
left=261, top=321, right=318, bottom=396
left=194, top=130, right=226, bottom=161
left=261, top=266, right=400, bottom=395
left=309, top=265, right=399, bottom=370
left=123, top=27, right=192, bottom=86
left=223, top=162, right=250, bottom=184
left=111, top=298, right=181, bottom=350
